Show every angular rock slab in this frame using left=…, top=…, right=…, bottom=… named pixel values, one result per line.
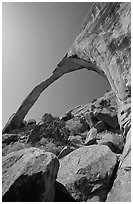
left=106, top=168, right=131, bottom=202
left=57, top=145, right=117, bottom=201
left=97, top=132, right=124, bottom=154
left=2, top=147, right=59, bottom=202
left=106, top=129, right=131, bottom=202
left=84, top=127, right=97, bottom=145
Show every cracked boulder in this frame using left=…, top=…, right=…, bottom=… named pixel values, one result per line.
left=106, top=129, right=131, bottom=202
left=65, top=117, right=89, bottom=136
left=106, top=168, right=131, bottom=202
left=57, top=145, right=117, bottom=201
left=97, top=132, right=124, bottom=154
left=2, top=147, right=59, bottom=202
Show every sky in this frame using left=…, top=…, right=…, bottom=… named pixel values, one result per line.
left=2, top=2, right=111, bottom=127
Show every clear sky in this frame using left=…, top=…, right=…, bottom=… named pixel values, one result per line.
left=2, top=2, right=110, bottom=127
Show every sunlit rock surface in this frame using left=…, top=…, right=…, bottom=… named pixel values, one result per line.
left=2, top=2, right=131, bottom=202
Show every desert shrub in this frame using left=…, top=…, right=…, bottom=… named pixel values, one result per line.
left=39, top=113, right=70, bottom=143
left=39, top=138, right=48, bottom=146
left=99, top=99, right=110, bottom=107
left=91, top=104, right=96, bottom=111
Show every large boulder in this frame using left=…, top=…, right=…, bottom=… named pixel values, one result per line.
left=93, top=109, right=118, bottom=129
left=106, top=168, right=131, bottom=202
left=2, top=147, right=59, bottom=202
left=57, top=145, right=118, bottom=201
left=66, top=117, right=89, bottom=136
left=97, top=132, right=124, bottom=154
left=54, top=181, right=76, bottom=202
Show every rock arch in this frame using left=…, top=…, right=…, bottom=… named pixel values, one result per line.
left=2, top=56, right=107, bottom=134
left=2, top=2, right=131, bottom=201
left=3, top=2, right=131, bottom=138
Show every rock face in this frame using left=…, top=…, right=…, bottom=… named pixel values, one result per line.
left=2, top=2, right=131, bottom=202
left=57, top=145, right=118, bottom=201
left=106, top=129, right=131, bottom=202
left=66, top=3, right=131, bottom=201
left=66, top=116, right=89, bottom=135
left=2, top=148, right=59, bottom=202
left=97, top=132, right=124, bottom=154
left=106, top=168, right=131, bottom=202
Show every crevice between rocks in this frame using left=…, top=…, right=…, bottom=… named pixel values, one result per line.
left=104, top=159, right=120, bottom=202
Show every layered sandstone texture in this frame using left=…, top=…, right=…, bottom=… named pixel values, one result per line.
left=2, top=2, right=131, bottom=202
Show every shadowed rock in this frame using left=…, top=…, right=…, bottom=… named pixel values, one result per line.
left=2, top=147, right=59, bottom=202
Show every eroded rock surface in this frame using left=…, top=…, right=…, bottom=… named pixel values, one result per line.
left=84, top=127, right=97, bottom=145
left=106, top=168, right=131, bottom=202
left=2, top=147, right=59, bottom=202
left=2, top=2, right=131, bottom=202
left=57, top=145, right=118, bottom=201
left=96, top=132, right=124, bottom=154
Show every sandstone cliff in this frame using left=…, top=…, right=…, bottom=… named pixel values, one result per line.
left=2, top=2, right=131, bottom=202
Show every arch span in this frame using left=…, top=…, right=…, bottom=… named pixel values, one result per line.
left=2, top=56, right=107, bottom=134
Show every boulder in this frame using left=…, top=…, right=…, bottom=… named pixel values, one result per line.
left=2, top=147, right=59, bottom=202
left=106, top=168, right=131, bottom=202
left=57, top=145, right=117, bottom=201
left=54, top=181, right=76, bottom=202
left=106, top=129, right=131, bottom=202
left=84, top=127, right=97, bottom=145
left=66, top=117, right=88, bottom=136
left=97, top=132, right=124, bottom=154
left=93, top=110, right=118, bottom=129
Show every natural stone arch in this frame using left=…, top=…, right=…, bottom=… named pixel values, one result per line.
left=2, top=2, right=131, bottom=201
left=3, top=2, right=131, bottom=138
left=2, top=56, right=107, bottom=134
